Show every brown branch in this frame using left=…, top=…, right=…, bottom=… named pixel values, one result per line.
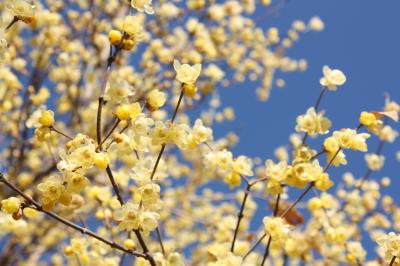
left=389, top=256, right=397, bottom=266
left=231, top=182, right=251, bottom=252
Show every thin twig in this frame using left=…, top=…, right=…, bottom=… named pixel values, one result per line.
left=231, top=182, right=251, bottom=252
left=50, top=126, right=73, bottom=140
left=100, top=119, right=121, bottom=147
left=302, top=87, right=327, bottom=144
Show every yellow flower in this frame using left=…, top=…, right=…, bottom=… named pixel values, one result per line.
left=38, top=110, right=55, bottom=127
left=319, top=65, right=346, bottom=91
left=295, top=107, right=331, bottom=136
left=359, top=111, right=377, bottom=127
left=333, top=129, right=370, bottom=151
left=146, top=89, right=166, bottom=111
left=377, top=232, right=400, bottom=263
left=323, top=137, right=339, bottom=153
left=93, top=152, right=110, bottom=170
left=115, top=103, right=141, bottom=121
left=308, top=16, right=324, bottom=31
left=346, top=242, right=366, bottom=264
left=140, top=210, right=160, bottom=233
left=37, top=176, right=69, bottom=210
left=1, top=197, right=21, bottom=214
left=66, top=172, right=89, bottom=193
left=131, top=0, right=154, bottom=15
left=264, top=159, right=287, bottom=194
left=123, top=16, right=144, bottom=42
left=173, top=60, right=202, bottom=85
left=6, top=0, right=36, bottom=24
left=263, top=217, right=291, bottom=245
left=315, top=173, right=334, bottom=191
left=325, top=226, right=349, bottom=245
left=182, top=83, right=197, bottom=97
left=224, top=171, right=241, bottom=189
left=108, top=30, right=123, bottom=45
left=34, top=127, right=51, bottom=141
left=365, top=153, right=385, bottom=171
left=232, top=156, right=253, bottom=177
left=114, top=202, right=140, bottom=231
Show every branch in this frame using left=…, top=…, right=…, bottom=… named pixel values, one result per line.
left=390, top=256, right=397, bottom=266
left=231, top=182, right=251, bottom=252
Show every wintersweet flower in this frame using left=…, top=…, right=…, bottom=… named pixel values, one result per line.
left=315, top=173, right=334, bottom=191
left=319, top=65, right=346, bottom=91
left=295, top=107, right=332, bottom=136
left=365, top=153, right=385, bottom=171
left=6, top=0, right=36, bottom=24
left=114, top=202, right=140, bottom=231
left=263, top=217, right=291, bottom=245
left=359, top=111, right=377, bottom=127
left=308, top=16, right=325, bottom=31
left=333, top=129, right=370, bottom=152
left=146, top=89, right=166, bottom=111
left=173, top=60, right=202, bottom=85
left=37, top=176, right=70, bottom=210
left=1, top=197, right=21, bottom=214
left=131, top=0, right=154, bottom=15
left=122, top=16, right=144, bottom=42
left=38, top=110, right=55, bottom=127
left=377, top=232, right=400, bottom=263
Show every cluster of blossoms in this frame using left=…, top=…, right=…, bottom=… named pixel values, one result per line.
left=0, top=0, right=399, bottom=266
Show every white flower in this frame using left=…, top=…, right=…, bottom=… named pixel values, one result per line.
left=319, top=65, right=346, bottom=91
left=131, top=0, right=154, bottom=15
left=173, top=60, right=201, bottom=85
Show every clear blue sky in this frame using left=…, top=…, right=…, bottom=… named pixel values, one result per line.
left=211, top=0, right=400, bottom=259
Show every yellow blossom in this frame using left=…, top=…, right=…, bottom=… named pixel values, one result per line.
left=173, top=60, right=202, bottom=85
left=295, top=107, right=331, bottom=136
left=1, top=197, right=21, bottom=214
left=315, top=173, right=334, bottom=191
left=359, top=111, right=377, bottom=127
left=38, top=110, right=55, bottom=127
left=263, top=217, right=291, bottom=245
left=131, top=0, right=154, bottom=15
left=146, top=89, right=166, bottom=111
left=319, top=65, right=346, bottom=91
left=377, top=232, right=400, bottom=263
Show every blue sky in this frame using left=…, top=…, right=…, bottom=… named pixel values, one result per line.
left=219, top=0, right=400, bottom=157
left=209, top=0, right=400, bottom=259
